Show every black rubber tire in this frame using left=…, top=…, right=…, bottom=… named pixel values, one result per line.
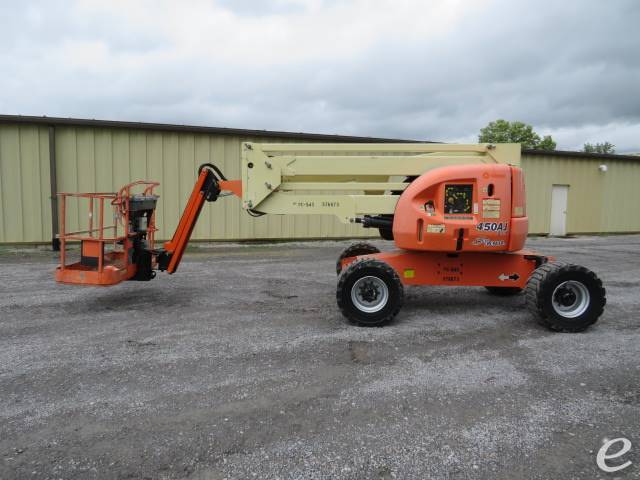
left=485, top=286, right=523, bottom=296
left=378, top=227, right=394, bottom=241
left=336, top=242, right=381, bottom=275
left=337, top=259, right=404, bottom=327
left=525, top=262, right=606, bottom=332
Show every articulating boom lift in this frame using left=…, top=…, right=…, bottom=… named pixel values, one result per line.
left=56, top=143, right=605, bottom=332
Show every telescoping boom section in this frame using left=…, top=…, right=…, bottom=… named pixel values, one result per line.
left=241, top=142, right=520, bottom=222
left=54, top=142, right=605, bottom=333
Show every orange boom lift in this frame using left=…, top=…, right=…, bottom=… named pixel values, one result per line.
left=55, top=144, right=605, bottom=332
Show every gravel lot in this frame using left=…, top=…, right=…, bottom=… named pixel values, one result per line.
left=1, top=235, right=639, bottom=479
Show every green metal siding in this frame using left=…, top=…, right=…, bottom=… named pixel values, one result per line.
left=521, top=153, right=640, bottom=234
left=0, top=124, right=51, bottom=242
left=0, top=121, right=639, bottom=243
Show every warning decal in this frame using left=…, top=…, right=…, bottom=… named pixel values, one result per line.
left=482, top=198, right=501, bottom=218
left=426, top=224, right=445, bottom=234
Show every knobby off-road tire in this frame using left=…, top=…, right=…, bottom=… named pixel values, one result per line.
left=525, top=262, right=606, bottom=332
left=337, top=259, right=404, bottom=327
left=335, top=242, right=381, bottom=275
left=485, top=286, right=523, bottom=296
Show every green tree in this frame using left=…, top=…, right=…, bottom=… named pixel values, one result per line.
left=583, top=142, right=615, bottom=154
left=478, top=119, right=557, bottom=150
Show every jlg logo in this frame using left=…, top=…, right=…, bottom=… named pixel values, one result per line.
left=477, top=222, right=508, bottom=232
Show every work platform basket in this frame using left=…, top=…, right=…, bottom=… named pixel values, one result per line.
left=55, top=181, right=159, bottom=285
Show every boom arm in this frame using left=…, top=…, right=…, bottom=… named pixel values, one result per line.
left=241, top=142, right=520, bottom=222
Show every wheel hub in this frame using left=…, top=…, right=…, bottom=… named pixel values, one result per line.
left=359, top=283, right=380, bottom=302
left=351, top=276, right=389, bottom=313
left=551, top=280, right=590, bottom=318
left=556, top=288, right=577, bottom=306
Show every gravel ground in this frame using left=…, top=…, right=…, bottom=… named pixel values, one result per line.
left=0, top=235, right=639, bottom=479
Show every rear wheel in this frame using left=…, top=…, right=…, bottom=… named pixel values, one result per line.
left=525, top=262, right=606, bottom=332
left=336, top=242, right=380, bottom=275
left=337, top=259, right=404, bottom=327
left=485, top=286, right=522, bottom=296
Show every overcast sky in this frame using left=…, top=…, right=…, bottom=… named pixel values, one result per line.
left=1, top=0, right=638, bottom=152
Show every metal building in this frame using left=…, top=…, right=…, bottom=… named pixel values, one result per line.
left=0, top=115, right=639, bottom=245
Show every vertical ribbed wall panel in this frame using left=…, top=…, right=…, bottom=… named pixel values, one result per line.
left=522, top=153, right=640, bottom=234
left=0, top=124, right=51, bottom=242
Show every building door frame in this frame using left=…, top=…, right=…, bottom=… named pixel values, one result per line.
left=550, top=184, right=569, bottom=236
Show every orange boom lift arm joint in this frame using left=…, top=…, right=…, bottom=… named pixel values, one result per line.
left=159, top=164, right=242, bottom=274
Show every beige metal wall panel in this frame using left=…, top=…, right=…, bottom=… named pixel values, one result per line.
left=521, top=154, right=640, bottom=234
left=56, top=127, right=80, bottom=235
left=0, top=124, right=51, bottom=242
left=600, top=158, right=640, bottom=232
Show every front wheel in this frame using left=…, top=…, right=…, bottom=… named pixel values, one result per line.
left=337, top=259, right=404, bottom=327
left=525, top=262, right=606, bottom=332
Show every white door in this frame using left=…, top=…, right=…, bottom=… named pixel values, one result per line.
left=550, top=185, right=569, bottom=236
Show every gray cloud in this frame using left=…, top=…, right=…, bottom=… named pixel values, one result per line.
left=0, top=0, right=638, bottom=152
